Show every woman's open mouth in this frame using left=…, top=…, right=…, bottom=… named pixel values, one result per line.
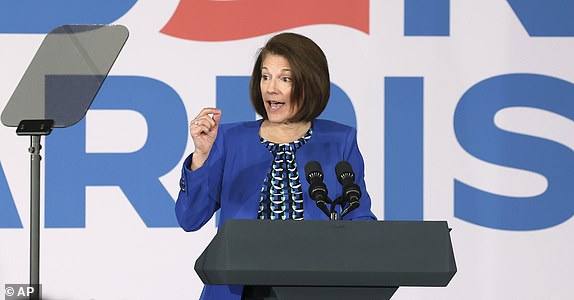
left=267, top=100, right=285, bottom=110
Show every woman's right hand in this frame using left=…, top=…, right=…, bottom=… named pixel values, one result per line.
left=189, top=107, right=222, bottom=170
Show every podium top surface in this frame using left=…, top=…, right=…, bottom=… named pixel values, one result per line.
left=196, top=219, right=457, bottom=288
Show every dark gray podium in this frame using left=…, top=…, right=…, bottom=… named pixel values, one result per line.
left=195, top=219, right=456, bottom=300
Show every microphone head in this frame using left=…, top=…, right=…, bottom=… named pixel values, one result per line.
left=305, top=161, right=323, bottom=183
left=335, top=161, right=355, bottom=185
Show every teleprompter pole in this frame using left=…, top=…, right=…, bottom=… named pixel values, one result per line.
left=16, top=119, right=53, bottom=300
left=29, top=135, right=41, bottom=291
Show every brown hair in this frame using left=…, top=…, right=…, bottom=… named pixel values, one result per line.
left=250, top=32, right=330, bottom=123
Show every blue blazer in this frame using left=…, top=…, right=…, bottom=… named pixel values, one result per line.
left=175, top=119, right=377, bottom=300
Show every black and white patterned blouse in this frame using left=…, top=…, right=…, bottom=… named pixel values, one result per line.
left=258, top=128, right=313, bottom=220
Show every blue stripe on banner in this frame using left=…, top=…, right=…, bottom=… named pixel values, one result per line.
left=404, top=0, right=450, bottom=36
left=507, top=0, right=574, bottom=37
left=384, top=77, right=424, bottom=220
left=0, top=0, right=137, bottom=34
left=0, top=161, right=23, bottom=228
left=217, top=76, right=256, bottom=124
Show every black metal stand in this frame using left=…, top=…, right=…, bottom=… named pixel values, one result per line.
left=17, top=119, right=53, bottom=300
left=29, top=135, right=41, bottom=289
left=320, top=196, right=343, bottom=220
left=1, top=25, right=129, bottom=300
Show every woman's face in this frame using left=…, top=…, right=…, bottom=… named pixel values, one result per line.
left=260, top=54, right=298, bottom=124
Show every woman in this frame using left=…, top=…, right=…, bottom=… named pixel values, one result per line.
left=176, top=32, right=376, bottom=299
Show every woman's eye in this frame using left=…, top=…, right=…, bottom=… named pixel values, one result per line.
left=261, top=74, right=270, bottom=80
left=282, top=77, right=292, bottom=82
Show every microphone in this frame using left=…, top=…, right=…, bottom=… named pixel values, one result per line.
left=335, top=161, right=361, bottom=217
left=305, top=161, right=330, bottom=217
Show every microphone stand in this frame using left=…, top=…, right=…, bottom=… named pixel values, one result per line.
left=309, top=193, right=347, bottom=220
left=330, top=211, right=339, bottom=220
left=329, top=196, right=346, bottom=220
left=311, top=195, right=342, bottom=220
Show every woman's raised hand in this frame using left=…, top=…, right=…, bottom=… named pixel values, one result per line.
left=189, top=107, right=222, bottom=170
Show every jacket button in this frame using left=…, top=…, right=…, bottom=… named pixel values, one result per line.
left=179, top=178, right=186, bottom=192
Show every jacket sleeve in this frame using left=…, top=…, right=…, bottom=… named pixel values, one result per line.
left=341, top=127, right=378, bottom=221
left=175, top=129, right=226, bottom=232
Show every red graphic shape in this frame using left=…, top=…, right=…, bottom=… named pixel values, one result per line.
left=161, top=0, right=369, bottom=41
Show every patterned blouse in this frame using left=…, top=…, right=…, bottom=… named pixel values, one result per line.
left=257, top=128, right=313, bottom=220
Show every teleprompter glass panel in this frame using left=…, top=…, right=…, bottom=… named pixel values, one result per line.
left=1, top=24, right=129, bottom=127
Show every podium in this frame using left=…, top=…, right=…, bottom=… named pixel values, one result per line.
left=195, top=219, right=457, bottom=300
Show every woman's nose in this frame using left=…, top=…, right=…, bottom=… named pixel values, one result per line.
left=266, top=79, right=278, bottom=94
